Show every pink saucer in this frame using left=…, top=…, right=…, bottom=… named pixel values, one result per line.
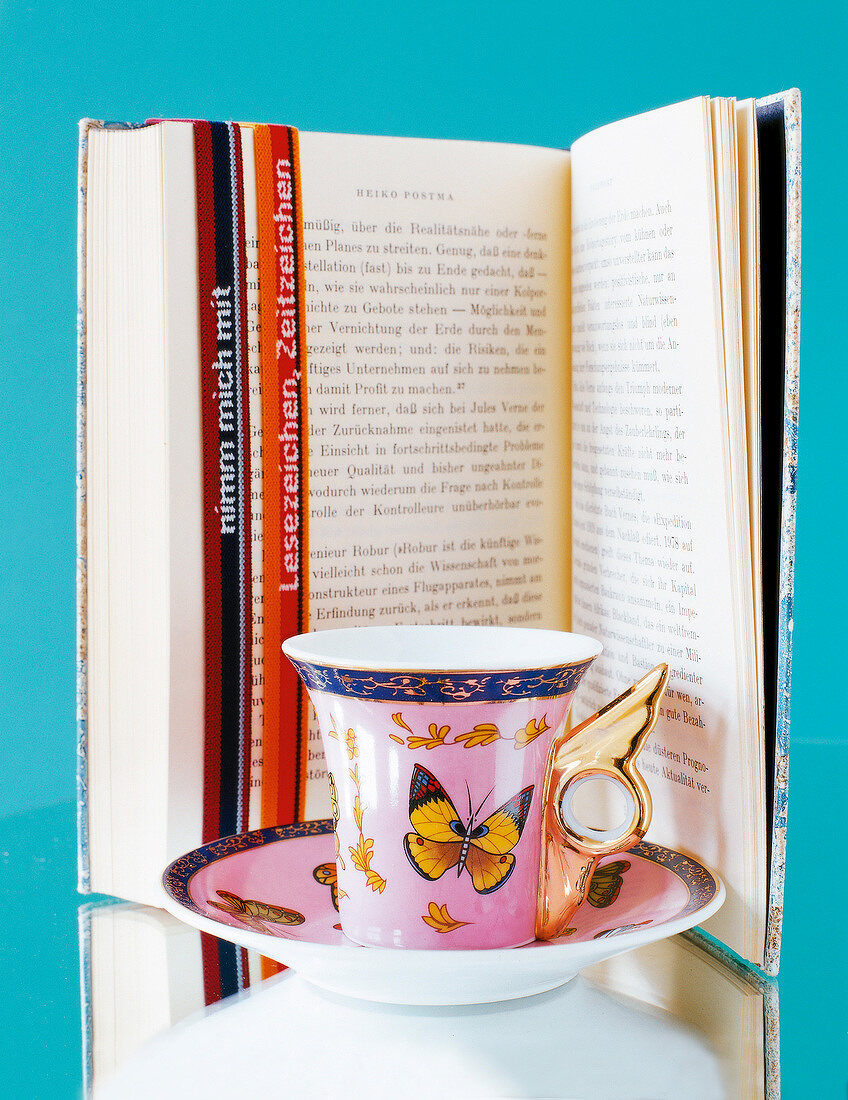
left=161, top=821, right=724, bottom=1005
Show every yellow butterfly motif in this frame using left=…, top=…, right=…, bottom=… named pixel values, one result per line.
left=403, top=765, right=533, bottom=894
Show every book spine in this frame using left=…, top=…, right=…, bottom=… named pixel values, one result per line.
left=758, top=89, right=801, bottom=977
left=771, top=87, right=801, bottom=978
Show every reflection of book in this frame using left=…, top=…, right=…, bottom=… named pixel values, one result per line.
left=586, top=932, right=779, bottom=1099
left=78, top=901, right=260, bottom=1096
left=77, top=91, right=800, bottom=974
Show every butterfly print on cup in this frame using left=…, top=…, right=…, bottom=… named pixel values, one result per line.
left=403, top=764, right=533, bottom=894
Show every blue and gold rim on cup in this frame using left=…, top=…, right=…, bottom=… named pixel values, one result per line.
left=282, top=625, right=602, bottom=702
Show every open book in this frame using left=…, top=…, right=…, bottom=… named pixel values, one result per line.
left=77, top=90, right=800, bottom=975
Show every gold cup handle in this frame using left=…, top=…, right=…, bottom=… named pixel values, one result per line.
left=535, top=663, right=669, bottom=940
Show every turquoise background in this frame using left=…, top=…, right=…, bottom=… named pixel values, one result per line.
left=1, top=1, right=846, bottom=1095
left=2, top=0, right=843, bottom=811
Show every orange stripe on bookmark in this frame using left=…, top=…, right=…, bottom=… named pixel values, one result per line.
left=289, top=125, right=311, bottom=823
left=255, top=124, right=311, bottom=831
left=254, top=125, right=283, bottom=832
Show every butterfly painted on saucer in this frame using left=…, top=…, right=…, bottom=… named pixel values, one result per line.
left=313, top=862, right=340, bottom=911
left=587, top=860, right=631, bottom=908
left=404, top=765, right=534, bottom=894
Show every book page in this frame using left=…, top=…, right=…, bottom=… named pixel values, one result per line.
left=735, top=99, right=765, bottom=763
left=162, top=124, right=206, bottom=873
left=709, top=99, right=760, bottom=764
left=569, top=98, right=764, bottom=962
left=296, top=134, right=572, bottom=814
left=88, top=124, right=175, bottom=901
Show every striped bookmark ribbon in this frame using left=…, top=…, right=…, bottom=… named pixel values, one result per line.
left=253, top=124, right=310, bottom=983
left=254, top=124, right=310, bottom=828
left=194, top=120, right=253, bottom=1004
left=194, top=121, right=253, bottom=848
left=194, top=120, right=309, bottom=995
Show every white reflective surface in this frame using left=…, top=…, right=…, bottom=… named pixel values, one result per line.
left=99, top=967, right=726, bottom=1100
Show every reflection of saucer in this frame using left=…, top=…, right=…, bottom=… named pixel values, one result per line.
left=161, top=821, right=724, bottom=1005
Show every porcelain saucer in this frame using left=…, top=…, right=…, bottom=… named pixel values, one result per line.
left=161, top=820, right=724, bottom=1005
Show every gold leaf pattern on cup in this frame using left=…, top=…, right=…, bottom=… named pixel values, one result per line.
left=453, top=723, right=502, bottom=748
left=344, top=732, right=388, bottom=894
left=407, top=723, right=451, bottom=750
left=513, top=715, right=549, bottom=748
left=389, top=711, right=549, bottom=752
left=421, top=901, right=473, bottom=934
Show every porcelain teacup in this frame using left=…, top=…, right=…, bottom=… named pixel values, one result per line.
left=283, top=625, right=667, bottom=949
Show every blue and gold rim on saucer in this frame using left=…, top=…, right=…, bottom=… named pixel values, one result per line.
left=162, top=820, right=720, bottom=926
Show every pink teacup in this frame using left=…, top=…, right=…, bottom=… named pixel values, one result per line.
left=283, top=625, right=667, bottom=950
